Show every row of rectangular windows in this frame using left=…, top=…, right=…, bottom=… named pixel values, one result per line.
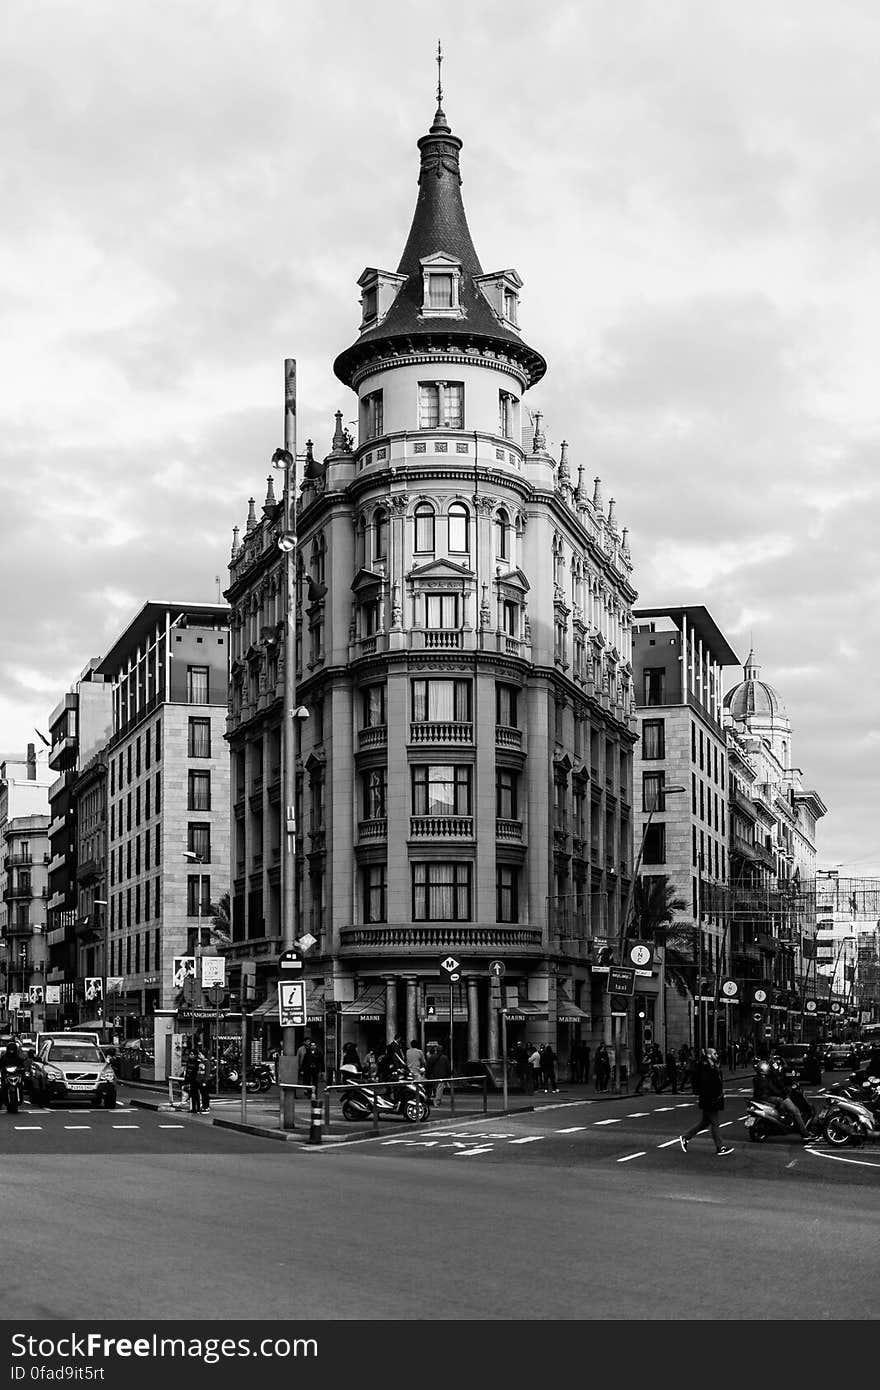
left=109, top=717, right=212, bottom=797
left=108, top=822, right=212, bottom=887
left=361, top=385, right=520, bottom=441
left=109, top=874, right=211, bottom=936
left=360, top=863, right=521, bottom=924
left=109, top=925, right=161, bottom=977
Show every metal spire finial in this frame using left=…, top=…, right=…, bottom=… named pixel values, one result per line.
left=437, top=39, right=443, bottom=106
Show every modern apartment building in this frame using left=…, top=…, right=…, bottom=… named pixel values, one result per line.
left=95, top=601, right=230, bottom=1068
left=226, top=94, right=638, bottom=1071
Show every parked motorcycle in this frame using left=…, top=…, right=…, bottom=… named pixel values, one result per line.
left=340, top=1073, right=430, bottom=1123
left=247, top=1062, right=274, bottom=1093
left=817, top=1078, right=880, bottom=1147
left=745, top=1084, right=822, bottom=1143
left=0, top=1064, right=24, bottom=1114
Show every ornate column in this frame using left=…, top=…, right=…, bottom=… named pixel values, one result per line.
left=486, top=976, right=501, bottom=1060
left=383, top=975, right=398, bottom=1044
left=466, top=975, right=480, bottom=1060
left=404, top=974, right=419, bottom=1047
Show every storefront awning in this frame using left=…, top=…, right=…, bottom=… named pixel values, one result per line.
left=340, top=984, right=386, bottom=1022
left=556, top=997, right=589, bottom=1021
left=502, top=1001, right=548, bottom=1022
left=251, top=980, right=326, bottom=1023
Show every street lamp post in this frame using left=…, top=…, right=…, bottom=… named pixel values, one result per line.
left=272, top=360, right=315, bottom=1129
left=183, top=851, right=205, bottom=1061
left=613, top=784, right=685, bottom=1093
left=93, top=899, right=109, bottom=1036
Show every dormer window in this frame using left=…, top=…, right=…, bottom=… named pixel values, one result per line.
left=475, top=269, right=523, bottom=331
left=419, top=254, right=463, bottom=318
left=361, top=286, right=378, bottom=323
left=503, top=288, right=518, bottom=325
left=428, top=273, right=454, bottom=309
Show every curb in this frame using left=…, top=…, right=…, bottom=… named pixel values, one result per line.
left=213, top=1117, right=293, bottom=1142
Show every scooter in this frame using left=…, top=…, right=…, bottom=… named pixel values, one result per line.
left=745, top=1084, right=821, bottom=1143
left=340, top=1072, right=431, bottom=1123
left=247, top=1062, right=274, bottom=1093
left=816, top=1080, right=880, bottom=1147
left=0, top=1064, right=24, bottom=1114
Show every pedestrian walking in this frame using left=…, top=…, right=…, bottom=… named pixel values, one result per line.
left=340, top=1042, right=362, bottom=1080
left=405, top=1038, right=426, bottom=1078
left=540, top=1043, right=559, bottom=1093
left=664, top=1048, right=679, bottom=1094
left=678, top=1048, right=734, bottom=1156
left=514, top=1040, right=530, bottom=1093
left=632, top=1052, right=651, bottom=1095
left=528, top=1043, right=542, bottom=1093
left=594, top=1042, right=610, bottom=1092
left=299, top=1041, right=324, bottom=1091
left=428, top=1044, right=451, bottom=1105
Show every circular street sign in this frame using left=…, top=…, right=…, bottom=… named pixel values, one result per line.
left=448, top=972, right=461, bottom=983
left=753, top=988, right=768, bottom=1004
left=629, top=944, right=652, bottom=967
left=805, top=1000, right=817, bottom=1014
left=752, top=1011, right=763, bottom=1022
left=721, top=980, right=738, bottom=998
left=488, top=960, right=506, bottom=978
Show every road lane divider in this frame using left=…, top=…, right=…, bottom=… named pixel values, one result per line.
left=617, top=1152, right=646, bottom=1162
left=594, top=1118, right=621, bottom=1125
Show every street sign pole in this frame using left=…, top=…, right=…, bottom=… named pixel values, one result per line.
left=500, top=1008, right=508, bottom=1111
left=449, top=982, right=454, bottom=1074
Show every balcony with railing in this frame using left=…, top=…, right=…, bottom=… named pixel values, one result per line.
left=358, top=726, right=388, bottom=751
left=496, top=818, right=523, bottom=841
left=408, top=721, right=473, bottom=745
left=358, top=818, right=388, bottom=842
left=338, top=924, right=543, bottom=957
left=495, top=725, right=522, bottom=750
left=409, top=816, right=473, bottom=838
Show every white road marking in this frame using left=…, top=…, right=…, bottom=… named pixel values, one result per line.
left=807, top=1150, right=880, bottom=1170
left=627, top=1112, right=650, bottom=1118
left=556, top=1126, right=586, bottom=1133
left=509, top=1136, right=544, bottom=1145
left=658, top=1137, right=684, bottom=1148
left=720, top=1121, right=734, bottom=1128
left=13, top=1126, right=42, bottom=1131
left=456, top=1146, right=494, bottom=1157
left=654, top=1106, right=675, bottom=1112
left=675, top=1103, right=692, bottom=1109
left=63, top=1126, right=91, bottom=1130
left=158, top=1124, right=185, bottom=1129
left=594, top=1118, right=622, bottom=1125
left=111, top=1125, right=140, bottom=1130
left=617, top=1151, right=646, bottom=1163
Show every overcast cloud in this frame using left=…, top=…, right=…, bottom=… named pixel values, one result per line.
left=1, top=0, right=877, bottom=875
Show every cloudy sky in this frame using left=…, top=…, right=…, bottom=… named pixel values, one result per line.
left=2, top=0, right=878, bottom=875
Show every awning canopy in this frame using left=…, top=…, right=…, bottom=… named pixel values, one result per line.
left=502, top=1001, right=548, bottom=1022
left=251, top=980, right=326, bottom=1023
left=557, top=987, right=589, bottom=1022
left=340, top=984, right=386, bottom=1021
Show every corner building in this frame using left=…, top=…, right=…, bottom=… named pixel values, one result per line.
left=228, top=97, right=638, bottom=1069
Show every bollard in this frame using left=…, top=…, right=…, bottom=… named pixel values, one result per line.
left=308, top=1089, right=323, bottom=1145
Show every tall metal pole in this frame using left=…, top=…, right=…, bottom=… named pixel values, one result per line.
left=280, top=358, right=299, bottom=1129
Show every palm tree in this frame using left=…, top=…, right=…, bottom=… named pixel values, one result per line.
left=632, top=875, right=687, bottom=945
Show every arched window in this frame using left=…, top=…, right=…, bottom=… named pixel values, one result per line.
left=495, top=509, right=509, bottom=561
left=310, top=533, right=325, bottom=584
left=374, top=508, right=388, bottom=563
left=448, top=502, right=470, bottom=554
left=414, top=503, right=435, bottom=554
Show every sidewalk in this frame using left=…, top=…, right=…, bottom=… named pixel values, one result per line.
left=123, top=1070, right=756, bottom=1145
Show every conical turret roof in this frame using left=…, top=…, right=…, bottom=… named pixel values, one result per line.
left=334, top=100, right=546, bottom=389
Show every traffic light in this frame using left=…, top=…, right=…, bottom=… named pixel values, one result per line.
left=240, top=960, right=256, bottom=1003
left=635, top=998, right=647, bottom=1019
left=643, top=1024, right=653, bottom=1047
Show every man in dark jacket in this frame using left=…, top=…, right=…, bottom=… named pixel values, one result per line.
left=678, top=1048, right=734, bottom=1155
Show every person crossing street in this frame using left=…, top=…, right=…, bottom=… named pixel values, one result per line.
left=678, top=1048, right=734, bottom=1156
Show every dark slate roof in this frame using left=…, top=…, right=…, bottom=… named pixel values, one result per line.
left=334, top=104, right=546, bottom=389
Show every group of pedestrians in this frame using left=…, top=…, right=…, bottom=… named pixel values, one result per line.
left=183, top=1046, right=210, bottom=1114
left=512, top=1041, right=561, bottom=1093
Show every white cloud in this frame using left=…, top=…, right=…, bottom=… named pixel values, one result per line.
left=1, top=0, right=878, bottom=873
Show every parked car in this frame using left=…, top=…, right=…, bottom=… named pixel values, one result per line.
left=30, top=1040, right=117, bottom=1108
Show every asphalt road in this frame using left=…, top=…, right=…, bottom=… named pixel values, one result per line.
left=1, top=1086, right=877, bottom=1321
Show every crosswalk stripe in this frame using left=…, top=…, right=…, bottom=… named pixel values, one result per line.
left=509, top=1136, right=544, bottom=1145
left=455, top=1146, right=493, bottom=1157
